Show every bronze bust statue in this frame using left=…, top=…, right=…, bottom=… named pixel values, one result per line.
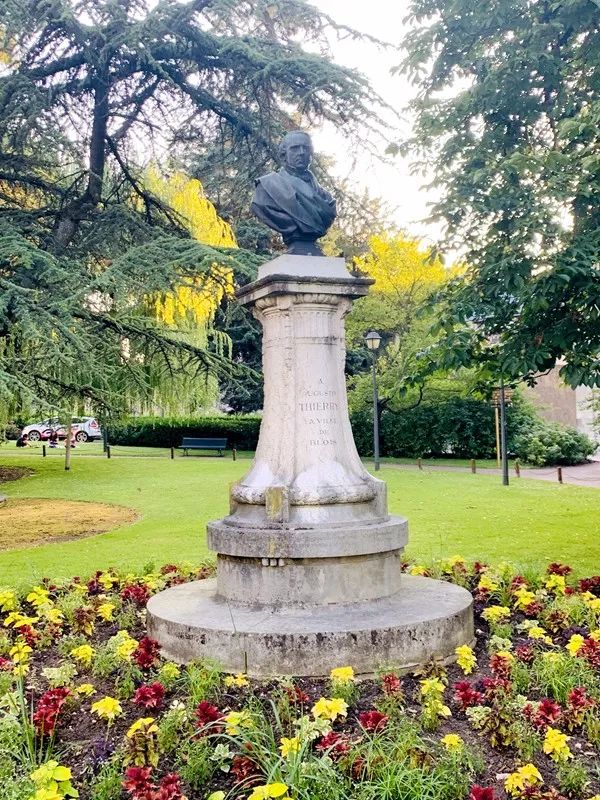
left=251, top=131, right=336, bottom=256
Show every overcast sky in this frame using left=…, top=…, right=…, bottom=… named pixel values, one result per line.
left=310, top=0, right=442, bottom=244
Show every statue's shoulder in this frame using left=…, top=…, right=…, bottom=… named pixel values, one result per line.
left=255, top=170, right=288, bottom=189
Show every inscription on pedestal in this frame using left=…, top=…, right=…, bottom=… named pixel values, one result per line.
left=299, top=382, right=339, bottom=447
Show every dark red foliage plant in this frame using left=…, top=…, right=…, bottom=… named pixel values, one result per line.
left=231, top=754, right=259, bottom=782
left=578, top=638, right=600, bottom=668
left=121, top=583, right=151, bottom=607
left=134, top=682, right=165, bottom=709
left=381, top=672, right=402, bottom=696
left=133, top=637, right=161, bottom=669
left=523, top=699, right=562, bottom=730
left=470, top=786, right=496, bottom=800
left=453, top=681, right=484, bottom=710
left=316, top=731, right=352, bottom=759
left=358, top=710, right=389, bottom=732
left=33, top=687, right=70, bottom=736
left=123, top=768, right=186, bottom=800
left=285, top=683, right=310, bottom=704
left=194, top=701, right=223, bottom=733
left=546, top=563, right=572, bottom=576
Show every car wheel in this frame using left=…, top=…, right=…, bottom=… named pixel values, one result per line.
left=27, top=430, right=41, bottom=442
left=75, top=431, right=89, bottom=443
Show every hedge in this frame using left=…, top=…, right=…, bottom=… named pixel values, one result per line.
left=105, top=400, right=596, bottom=465
left=107, top=415, right=262, bottom=450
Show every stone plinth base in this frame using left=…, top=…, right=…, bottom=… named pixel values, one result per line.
left=146, top=575, right=474, bottom=677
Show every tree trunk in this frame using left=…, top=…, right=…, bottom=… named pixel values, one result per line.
left=65, top=417, right=72, bottom=472
left=53, top=75, right=110, bottom=253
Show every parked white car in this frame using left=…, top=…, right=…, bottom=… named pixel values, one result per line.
left=21, top=417, right=102, bottom=443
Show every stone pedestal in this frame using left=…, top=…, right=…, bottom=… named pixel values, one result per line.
left=147, top=255, right=473, bottom=676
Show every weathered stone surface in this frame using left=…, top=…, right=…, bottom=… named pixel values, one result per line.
left=147, top=255, right=475, bottom=676
left=147, top=575, right=475, bottom=677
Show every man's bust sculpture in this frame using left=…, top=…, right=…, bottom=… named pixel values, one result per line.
left=251, top=130, right=336, bottom=256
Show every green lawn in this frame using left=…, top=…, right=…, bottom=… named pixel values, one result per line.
left=0, top=448, right=598, bottom=587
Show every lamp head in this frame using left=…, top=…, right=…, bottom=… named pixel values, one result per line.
left=365, top=331, right=382, bottom=351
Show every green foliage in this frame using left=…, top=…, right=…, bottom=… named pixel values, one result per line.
left=107, top=415, right=262, bottom=450
left=401, top=0, right=600, bottom=388
left=176, top=738, right=217, bottom=791
left=513, top=421, right=597, bottom=466
left=556, top=760, right=590, bottom=799
left=351, top=397, right=534, bottom=459
left=182, top=660, right=223, bottom=707
left=89, top=757, right=124, bottom=800
left=527, top=653, right=600, bottom=705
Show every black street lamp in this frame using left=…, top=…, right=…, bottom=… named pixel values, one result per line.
left=365, top=330, right=382, bottom=471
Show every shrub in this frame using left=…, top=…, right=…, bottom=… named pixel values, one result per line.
left=107, top=415, right=262, bottom=450
left=513, top=422, right=597, bottom=467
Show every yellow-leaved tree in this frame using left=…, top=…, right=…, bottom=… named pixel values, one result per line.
left=137, top=167, right=239, bottom=414
left=144, top=165, right=236, bottom=330
left=346, top=233, right=463, bottom=414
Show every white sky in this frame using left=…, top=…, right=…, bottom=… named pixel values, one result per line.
left=310, top=0, right=442, bottom=244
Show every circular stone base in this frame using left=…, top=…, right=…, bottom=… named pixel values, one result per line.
left=146, top=575, right=474, bottom=677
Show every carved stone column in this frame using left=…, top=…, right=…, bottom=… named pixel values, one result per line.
left=147, top=256, right=474, bottom=676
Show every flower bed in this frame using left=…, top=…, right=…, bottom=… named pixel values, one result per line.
left=0, top=559, right=598, bottom=800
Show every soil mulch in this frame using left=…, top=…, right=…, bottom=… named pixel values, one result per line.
left=0, top=498, right=139, bottom=550
left=0, top=465, right=35, bottom=482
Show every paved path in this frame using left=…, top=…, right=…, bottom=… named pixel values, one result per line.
left=388, top=459, right=600, bottom=488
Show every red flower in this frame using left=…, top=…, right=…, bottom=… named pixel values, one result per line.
left=453, top=681, right=484, bottom=710
left=160, top=564, right=179, bottom=574
left=231, top=754, right=259, bottom=781
left=473, top=561, right=488, bottom=575
left=121, top=583, right=151, bottom=606
left=514, top=644, right=535, bottom=663
left=194, top=701, right=223, bottom=732
left=134, top=682, right=165, bottom=709
left=470, top=786, right=496, bottom=800
left=547, top=563, right=572, bottom=576
left=0, top=657, right=12, bottom=671
left=316, top=731, right=351, bottom=759
left=358, top=710, right=389, bottom=732
left=156, top=773, right=185, bottom=800
left=133, top=637, right=161, bottom=669
left=123, top=766, right=154, bottom=800
left=523, top=698, right=562, bottom=730
left=489, top=652, right=513, bottom=680
left=567, top=686, right=593, bottom=711
left=32, top=687, right=70, bottom=736
left=522, top=601, right=544, bottom=617
left=578, top=638, right=600, bottom=668
left=285, top=683, right=310, bottom=704
left=381, top=673, right=402, bottom=695
left=578, top=576, right=600, bottom=595
left=20, top=625, right=40, bottom=648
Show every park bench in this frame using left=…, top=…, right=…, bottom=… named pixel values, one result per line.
left=178, top=437, right=228, bottom=456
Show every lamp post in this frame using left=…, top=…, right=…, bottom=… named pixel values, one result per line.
left=365, top=330, right=382, bottom=471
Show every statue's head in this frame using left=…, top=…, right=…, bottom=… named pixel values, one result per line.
left=279, top=130, right=313, bottom=173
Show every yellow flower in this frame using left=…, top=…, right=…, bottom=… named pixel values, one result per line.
left=10, top=640, right=32, bottom=675
left=98, top=572, right=118, bottom=591
left=527, top=626, right=553, bottom=645
left=565, top=634, right=585, bottom=656
left=311, top=697, right=348, bottom=722
left=159, top=662, right=180, bottom=680
left=477, top=575, right=498, bottom=592
left=448, top=555, right=465, bottom=567
left=496, top=650, right=515, bottom=662
left=455, top=644, right=477, bottom=675
left=545, top=575, right=566, bottom=595
left=223, top=673, right=249, bottom=687
left=26, top=587, right=51, bottom=608
left=4, top=611, right=39, bottom=628
left=513, top=587, right=536, bottom=610
left=0, top=590, right=17, bottom=612
left=419, top=677, right=446, bottom=697
left=481, top=605, right=511, bottom=623
left=91, top=696, right=123, bottom=722
left=30, top=760, right=76, bottom=800
left=279, top=736, right=300, bottom=758
left=409, top=565, right=427, bottom=576
left=504, top=763, right=543, bottom=796
left=590, top=630, right=600, bottom=642
left=440, top=733, right=463, bottom=751
left=97, top=603, right=116, bottom=622
left=126, top=717, right=158, bottom=737
left=75, top=684, right=96, bottom=697
left=542, top=651, right=561, bottom=663
left=70, top=644, right=94, bottom=668
left=543, top=727, right=572, bottom=762
left=42, top=607, right=65, bottom=625
left=223, top=710, right=253, bottom=735
left=330, top=666, right=355, bottom=684
left=115, top=631, right=138, bottom=660
left=248, top=784, right=290, bottom=800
